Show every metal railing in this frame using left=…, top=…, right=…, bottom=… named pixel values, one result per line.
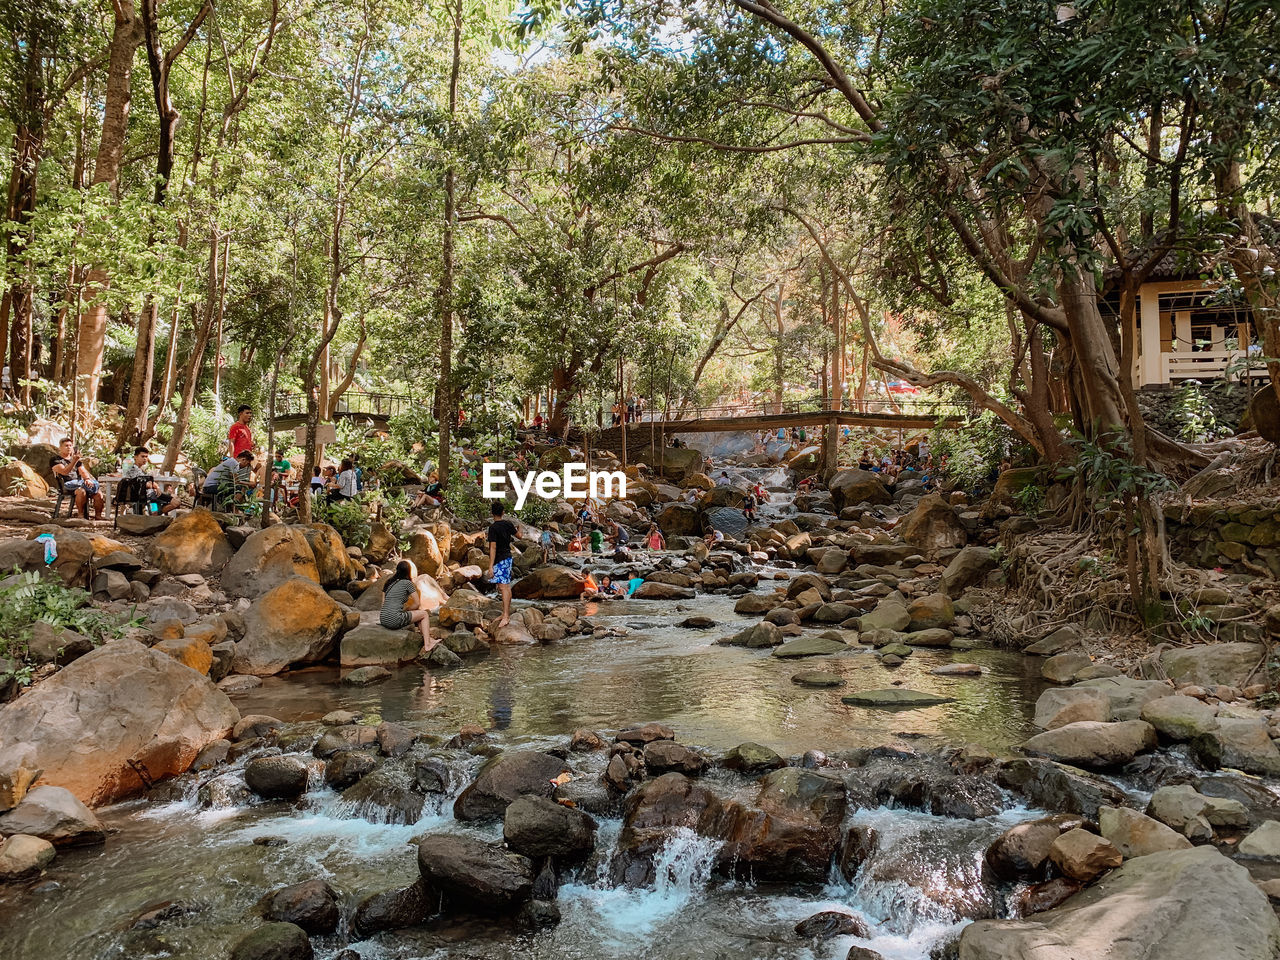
left=628, top=396, right=975, bottom=422
left=272, top=390, right=416, bottom=419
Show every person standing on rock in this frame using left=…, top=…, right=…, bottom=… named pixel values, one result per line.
left=228, top=405, right=254, bottom=458
left=487, top=500, right=517, bottom=627
left=380, top=559, right=436, bottom=656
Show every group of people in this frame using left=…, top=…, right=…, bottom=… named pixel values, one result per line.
left=50, top=438, right=191, bottom=520
left=856, top=445, right=946, bottom=487
left=609, top=395, right=648, bottom=426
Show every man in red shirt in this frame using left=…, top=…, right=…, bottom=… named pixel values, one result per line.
left=228, top=405, right=254, bottom=458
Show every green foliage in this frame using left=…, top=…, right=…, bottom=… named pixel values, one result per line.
left=1056, top=432, right=1176, bottom=513
left=927, top=410, right=1019, bottom=489
left=180, top=393, right=230, bottom=472
left=0, top=568, right=138, bottom=687
left=312, top=496, right=373, bottom=549
left=1012, top=482, right=1045, bottom=515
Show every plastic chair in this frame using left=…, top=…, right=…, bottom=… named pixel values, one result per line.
left=113, top=476, right=152, bottom=528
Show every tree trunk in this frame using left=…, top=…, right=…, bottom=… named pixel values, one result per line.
left=1057, top=264, right=1127, bottom=435
left=76, top=0, right=144, bottom=417
left=436, top=0, right=462, bottom=489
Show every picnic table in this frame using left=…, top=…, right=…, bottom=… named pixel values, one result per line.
left=97, top=473, right=186, bottom=512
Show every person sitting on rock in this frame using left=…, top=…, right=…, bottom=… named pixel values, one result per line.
left=704, top=528, right=725, bottom=547
left=379, top=559, right=435, bottom=656
left=715, top=471, right=731, bottom=486
left=743, top=491, right=757, bottom=523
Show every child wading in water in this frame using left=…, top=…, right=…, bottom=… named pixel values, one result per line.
left=487, top=501, right=518, bottom=627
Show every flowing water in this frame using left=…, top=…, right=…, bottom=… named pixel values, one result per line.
left=0, top=467, right=1056, bottom=960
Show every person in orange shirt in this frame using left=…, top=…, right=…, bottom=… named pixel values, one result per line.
left=228, top=405, right=254, bottom=457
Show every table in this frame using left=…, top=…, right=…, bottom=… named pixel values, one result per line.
left=98, top=473, right=186, bottom=512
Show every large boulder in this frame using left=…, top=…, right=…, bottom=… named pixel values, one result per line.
left=1021, top=720, right=1157, bottom=770
left=985, top=816, right=1083, bottom=881
left=0, top=639, right=237, bottom=808
left=829, top=468, right=891, bottom=510
left=654, top=502, right=705, bottom=537
left=1033, top=688, right=1112, bottom=730
left=0, top=785, right=105, bottom=845
left=1140, top=695, right=1219, bottom=741
left=0, top=461, right=48, bottom=498
left=1073, top=676, right=1170, bottom=721
left=232, top=577, right=345, bottom=676
left=300, top=524, right=357, bottom=587
left=502, top=795, right=597, bottom=859
left=437, top=588, right=499, bottom=627
left=994, top=759, right=1128, bottom=821
left=12, top=527, right=97, bottom=587
left=1191, top=717, right=1280, bottom=776
left=1098, top=806, right=1193, bottom=858
left=222, top=526, right=320, bottom=599
left=150, top=509, right=234, bottom=575
left=718, top=767, right=848, bottom=882
left=230, top=922, right=314, bottom=960
left=6, top=442, right=60, bottom=484
left=453, top=750, right=570, bottom=822
left=1155, top=642, right=1266, bottom=689
left=960, top=846, right=1279, bottom=959
left=0, top=834, right=55, bottom=880
left=263, top=878, right=340, bottom=934
left=898, top=494, right=967, bottom=553
left=340, top=624, right=419, bottom=666
left=858, top=594, right=911, bottom=632
left=941, top=545, right=998, bottom=597
left=512, top=566, right=588, bottom=600
left=404, top=529, right=448, bottom=581
left=416, top=834, right=533, bottom=913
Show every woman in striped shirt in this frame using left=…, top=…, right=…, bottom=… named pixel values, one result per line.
left=379, top=560, right=436, bottom=655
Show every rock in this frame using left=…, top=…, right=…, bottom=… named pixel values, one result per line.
left=1022, top=720, right=1156, bottom=770
left=300, top=524, right=357, bottom=586
left=6, top=442, right=60, bottom=484
left=426, top=643, right=463, bottom=667
left=1157, top=642, right=1266, bottom=689
left=221, top=526, right=321, bottom=599
left=812, top=601, right=858, bottom=623
left=152, top=635, right=214, bottom=675
left=772, top=636, right=849, bottom=658
left=1015, top=877, right=1084, bottom=916
left=841, top=689, right=953, bottom=708
left=792, top=670, right=845, bottom=687
left=829, top=468, right=892, bottom=510
left=957, top=847, right=1280, bottom=960
left=0, top=460, right=48, bottom=498
left=723, top=742, right=785, bottom=774
left=941, top=545, right=997, bottom=596
left=454, top=751, right=570, bottom=822
left=932, top=662, right=983, bottom=675
left=1146, top=785, right=1216, bottom=841
left=643, top=740, right=708, bottom=776
left=502, top=795, right=597, bottom=859
left=1033, top=688, right=1112, bottom=730
left=994, top=759, right=1128, bottom=821
left=324, top=752, right=378, bottom=790
left=1074, top=676, right=1170, bottom=721
left=232, top=577, right=345, bottom=676
left=653, top=502, right=705, bottom=537
left=985, top=816, right=1082, bottom=881
left=1040, top=651, right=1092, bottom=684
left=616, top=722, right=676, bottom=745
left=340, top=765, right=424, bottom=823
left=906, top=592, right=955, bottom=631
left=353, top=879, right=429, bottom=938
left=1238, top=821, right=1280, bottom=859
left=726, top=621, right=783, bottom=648
left=25, top=622, right=93, bottom=666
left=512, top=565, right=589, bottom=600
left=0, top=640, right=237, bottom=809
left=404, top=529, right=447, bottom=580
left=233, top=715, right=284, bottom=740
left=1099, top=805, right=1193, bottom=858
left=416, top=834, right=533, bottom=913
left=264, top=879, right=339, bottom=934
left=1140, top=695, right=1219, bottom=741
left=906, top=628, right=955, bottom=647
left=858, top=595, right=911, bottom=632
left=229, top=922, right=314, bottom=960
left=898, top=494, right=967, bottom=553
left=342, top=666, right=390, bottom=686
left=339, top=624, right=419, bottom=666
left=0, top=833, right=55, bottom=880
left=0, top=786, right=105, bottom=846
left=437, top=588, right=499, bottom=628
left=795, top=911, right=869, bottom=940
left=1191, top=717, right=1280, bottom=776
left=734, top=593, right=776, bottom=615
left=244, top=756, right=309, bottom=800
left=1024, top=625, right=1083, bottom=656
left=116, top=513, right=171, bottom=535
left=151, top=510, right=233, bottom=575
left=633, top=581, right=696, bottom=600
left=1048, top=828, right=1122, bottom=882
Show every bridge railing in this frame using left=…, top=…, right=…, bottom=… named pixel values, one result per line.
left=631, top=396, right=974, bottom=422
left=272, top=390, right=416, bottom=420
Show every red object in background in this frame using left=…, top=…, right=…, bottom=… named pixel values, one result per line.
left=886, top=380, right=920, bottom=395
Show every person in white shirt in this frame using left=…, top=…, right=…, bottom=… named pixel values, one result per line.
left=715, top=471, right=731, bottom=486
left=334, top=458, right=359, bottom=500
